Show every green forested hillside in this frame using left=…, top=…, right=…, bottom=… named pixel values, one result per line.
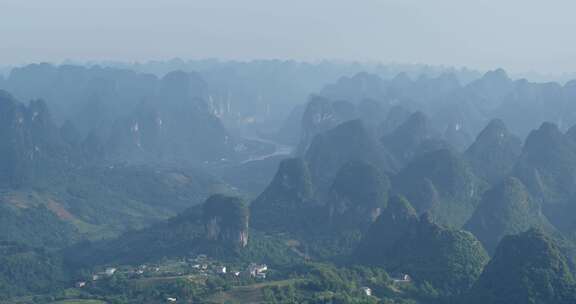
left=467, top=229, right=576, bottom=304
left=3, top=60, right=576, bottom=304
left=465, top=177, right=554, bottom=254
left=392, top=149, right=486, bottom=227
left=0, top=242, right=68, bottom=299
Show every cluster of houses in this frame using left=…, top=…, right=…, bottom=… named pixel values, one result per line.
left=192, top=262, right=268, bottom=279
left=360, top=273, right=412, bottom=297
left=134, top=264, right=161, bottom=275
left=74, top=255, right=271, bottom=290
left=247, top=263, right=268, bottom=279
left=76, top=267, right=118, bottom=288
left=189, top=254, right=268, bottom=279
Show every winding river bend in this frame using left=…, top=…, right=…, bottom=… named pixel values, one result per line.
left=240, top=136, right=294, bottom=164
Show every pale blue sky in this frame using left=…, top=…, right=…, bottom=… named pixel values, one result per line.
left=1, top=0, right=575, bottom=74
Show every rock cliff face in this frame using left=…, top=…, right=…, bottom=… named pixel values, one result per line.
left=64, top=194, right=250, bottom=267
left=203, top=194, right=249, bottom=247
left=107, top=71, right=234, bottom=163
left=0, top=91, right=71, bottom=187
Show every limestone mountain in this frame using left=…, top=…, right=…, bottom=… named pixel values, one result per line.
left=273, top=103, right=305, bottom=146
left=354, top=195, right=418, bottom=264
left=327, top=161, right=391, bottom=232
left=356, top=98, right=387, bottom=128
left=565, top=123, right=576, bottom=143
left=513, top=122, right=576, bottom=232
left=465, top=177, right=554, bottom=254
left=357, top=210, right=488, bottom=295
left=465, top=119, right=522, bottom=183
left=387, top=214, right=488, bottom=295
left=320, top=72, right=388, bottom=104
left=494, top=80, right=566, bottom=138
left=249, top=158, right=391, bottom=256
left=203, top=194, right=249, bottom=248
left=442, top=116, right=475, bottom=152
left=107, top=71, right=234, bottom=163
left=59, top=120, right=81, bottom=148
left=381, top=111, right=448, bottom=166
left=81, top=131, right=107, bottom=162
left=305, top=119, right=397, bottom=191
left=0, top=91, right=72, bottom=187
left=63, top=205, right=204, bottom=266
left=250, top=158, right=318, bottom=234
left=378, top=105, right=412, bottom=137
left=1, top=65, right=243, bottom=165
left=463, top=68, right=514, bottom=114
left=515, top=122, right=576, bottom=198
left=392, top=149, right=485, bottom=227
left=467, top=229, right=576, bottom=304
left=297, top=95, right=357, bottom=154
left=65, top=194, right=249, bottom=266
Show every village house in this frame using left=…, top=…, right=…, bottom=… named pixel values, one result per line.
left=215, top=266, right=227, bottom=274
left=247, top=263, right=268, bottom=279
left=392, top=273, right=412, bottom=283
left=361, top=287, right=372, bottom=296
left=105, top=267, right=117, bottom=276
left=255, top=272, right=266, bottom=279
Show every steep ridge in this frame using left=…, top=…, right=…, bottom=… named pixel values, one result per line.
left=465, top=119, right=522, bottom=183
left=305, top=119, right=397, bottom=191
left=64, top=194, right=250, bottom=266
left=328, top=161, right=391, bottom=232
left=393, top=149, right=485, bottom=227
left=381, top=111, right=448, bottom=166
left=357, top=209, right=488, bottom=295
left=513, top=122, right=576, bottom=232
left=250, top=158, right=318, bottom=234
left=467, top=229, right=576, bottom=304
left=465, top=177, right=554, bottom=254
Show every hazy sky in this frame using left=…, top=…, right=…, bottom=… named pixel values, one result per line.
left=1, top=0, right=575, bottom=74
